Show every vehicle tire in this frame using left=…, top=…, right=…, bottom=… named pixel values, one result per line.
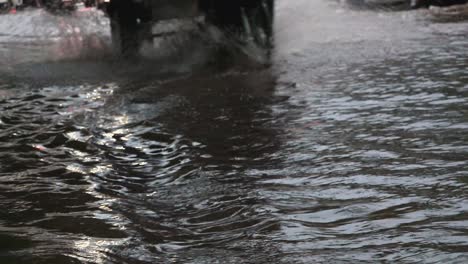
left=248, top=0, right=274, bottom=49
left=110, top=10, right=140, bottom=57
left=45, top=0, right=61, bottom=10
left=84, top=0, right=92, bottom=7
left=202, top=0, right=274, bottom=49
left=0, top=0, right=12, bottom=13
left=107, top=0, right=153, bottom=57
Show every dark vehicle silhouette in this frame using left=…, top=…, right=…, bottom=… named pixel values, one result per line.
left=43, top=0, right=77, bottom=11
left=104, top=0, right=274, bottom=55
left=411, top=0, right=467, bottom=8
left=346, top=0, right=467, bottom=9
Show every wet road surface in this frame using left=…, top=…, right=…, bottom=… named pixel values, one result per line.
left=1, top=1, right=468, bottom=263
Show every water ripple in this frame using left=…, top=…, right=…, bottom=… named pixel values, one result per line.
left=1, top=1, right=468, bottom=263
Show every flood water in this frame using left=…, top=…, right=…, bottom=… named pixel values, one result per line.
left=1, top=1, right=468, bottom=263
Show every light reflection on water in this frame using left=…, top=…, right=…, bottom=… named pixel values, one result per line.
left=1, top=0, right=468, bottom=263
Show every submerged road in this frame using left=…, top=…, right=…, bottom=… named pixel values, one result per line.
left=1, top=1, right=468, bottom=263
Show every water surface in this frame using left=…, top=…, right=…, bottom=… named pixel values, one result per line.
left=1, top=1, right=468, bottom=263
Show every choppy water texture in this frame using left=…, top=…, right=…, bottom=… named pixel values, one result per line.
left=1, top=1, right=468, bottom=263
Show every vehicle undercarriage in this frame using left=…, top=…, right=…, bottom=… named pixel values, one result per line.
left=105, top=0, right=274, bottom=55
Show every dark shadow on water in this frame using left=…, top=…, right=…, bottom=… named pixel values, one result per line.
left=92, top=66, right=283, bottom=263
